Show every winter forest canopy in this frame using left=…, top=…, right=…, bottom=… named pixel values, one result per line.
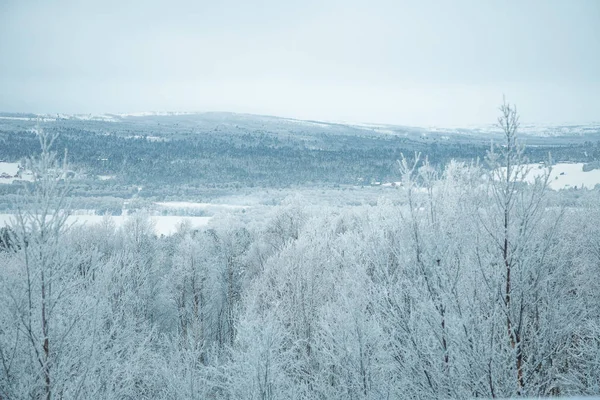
left=0, top=101, right=599, bottom=399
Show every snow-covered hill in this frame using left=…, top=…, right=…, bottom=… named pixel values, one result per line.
left=2, top=111, right=598, bottom=140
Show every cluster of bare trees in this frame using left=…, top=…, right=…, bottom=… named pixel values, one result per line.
left=1, top=102, right=599, bottom=399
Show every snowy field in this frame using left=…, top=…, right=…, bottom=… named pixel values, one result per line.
left=0, top=214, right=212, bottom=236
left=155, top=201, right=250, bottom=211
left=524, top=163, right=600, bottom=190
left=0, top=162, right=33, bottom=184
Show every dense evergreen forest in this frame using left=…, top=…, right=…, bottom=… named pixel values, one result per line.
left=0, top=113, right=594, bottom=192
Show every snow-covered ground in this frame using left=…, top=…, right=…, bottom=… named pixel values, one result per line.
left=425, top=122, right=600, bottom=138
left=0, top=162, right=19, bottom=180
left=0, top=116, right=31, bottom=121
left=0, top=162, right=33, bottom=184
left=155, top=201, right=249, bottom=211
left=524, top=163, right=600, bottom=190
left=284, top=118, right=331, bottom=128
left=0, top=214, right=212, bottom=236
left=118, top=111, right=195, bottom=117
left=381, top=181, right=402, bottom=187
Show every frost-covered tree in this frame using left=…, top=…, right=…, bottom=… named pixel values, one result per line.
left=0, top=129, right=98, bottom=399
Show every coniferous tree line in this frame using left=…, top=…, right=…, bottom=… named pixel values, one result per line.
left=1, top=103, right=599, bottom=399
left=0, top=115, right=589, bottom=190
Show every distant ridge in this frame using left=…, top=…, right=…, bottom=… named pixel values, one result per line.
left=1, top=111, right=599, bottom=138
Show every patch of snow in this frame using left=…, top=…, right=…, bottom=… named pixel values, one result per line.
left=0, top=162, right=33, bottom=184
left=498, top=163, right=600, bottom=190
left=0, top=162, right=20, bottom=176
left=283, top=119, right=331, bottom=128
left=526, top=163, right=600, bottom=190
left=381, top=181, right=402, bottom=187
left=432, top=122, right=600, bottom=138
left=146, top=136, right=166, bottom=142
left=118, top=111, right=195, bottom=117
left=0, top=116, right=31, bottom=121
left=156, top=202, right=249, bottom=211
left=373, top=129, right=396, bottom=135
left=55, top=114, right=119, bottom=122
left=0, top=214, right=212, bottom=236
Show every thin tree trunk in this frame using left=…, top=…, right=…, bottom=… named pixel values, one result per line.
left=41, top=271, right=51, bottom=400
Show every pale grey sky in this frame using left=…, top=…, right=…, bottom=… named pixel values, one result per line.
left=1, top=0, right=598, bottom=126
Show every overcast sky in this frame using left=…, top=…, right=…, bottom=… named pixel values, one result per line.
left=0, top=0, right=598, bottom=126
